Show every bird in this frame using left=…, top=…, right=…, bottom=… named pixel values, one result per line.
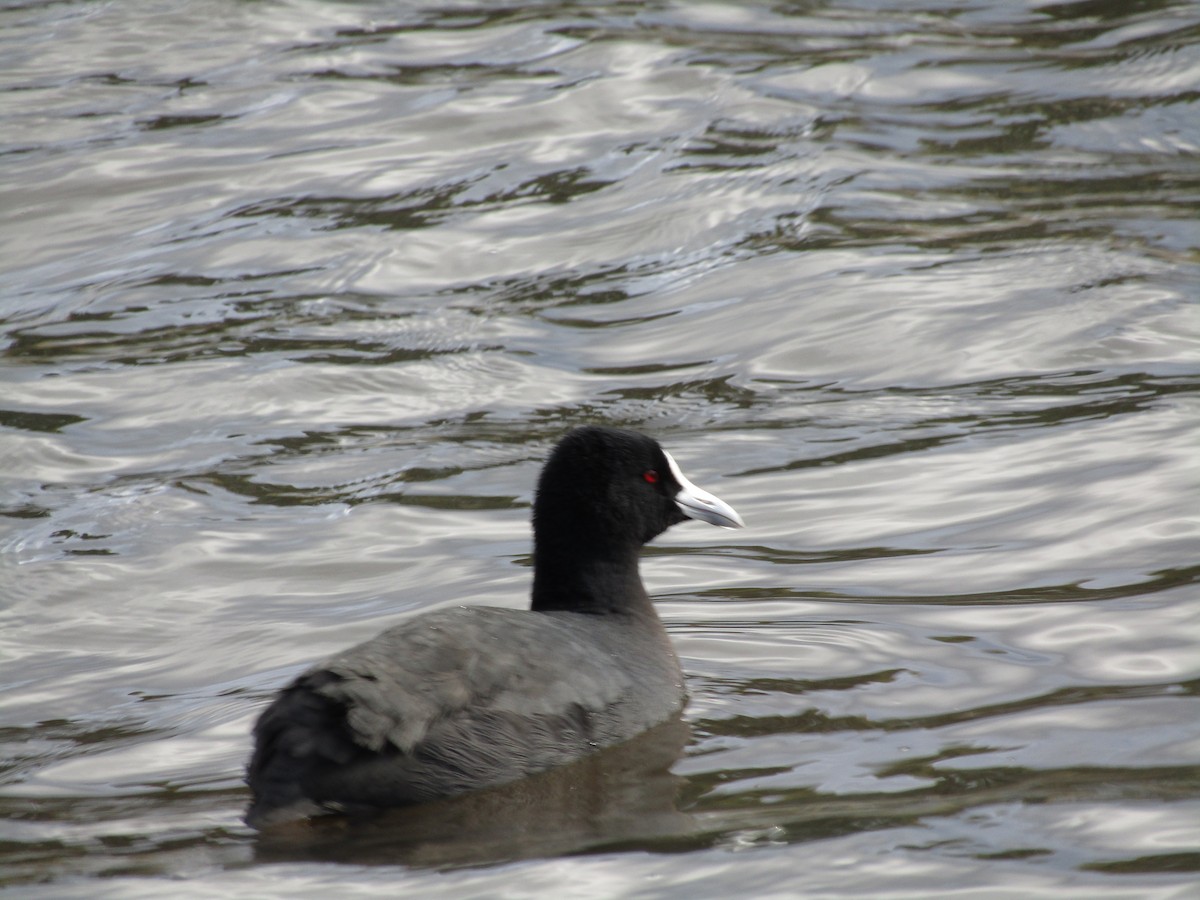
left=244, top=425, right=743, bottom=828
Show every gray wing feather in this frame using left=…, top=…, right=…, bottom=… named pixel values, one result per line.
left=312, top=606, right=634, bottom=754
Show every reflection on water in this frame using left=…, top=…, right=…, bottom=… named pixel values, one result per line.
left=1, top=0, right=1198, bottom=894
left=254, top=716, right=691, bottom=869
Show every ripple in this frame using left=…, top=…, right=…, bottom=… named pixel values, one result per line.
left=2, top=0, right=1198, bottom=891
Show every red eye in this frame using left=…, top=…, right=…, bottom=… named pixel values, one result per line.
left=643, top=470, right=659, bottom=484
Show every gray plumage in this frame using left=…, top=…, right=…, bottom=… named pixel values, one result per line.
left=245, top=426, right=742, bottom=827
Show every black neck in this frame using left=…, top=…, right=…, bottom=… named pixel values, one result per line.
left=530, top=539, right=652, bottom=615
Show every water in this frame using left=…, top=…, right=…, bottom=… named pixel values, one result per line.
left=2, top=0, right=1198, bottom=895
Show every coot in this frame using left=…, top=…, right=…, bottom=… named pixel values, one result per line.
left=245, top=425, right=743, bottom=827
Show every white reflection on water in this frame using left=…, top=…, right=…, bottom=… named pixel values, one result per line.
left=2, top=0, right=1199, bottom=892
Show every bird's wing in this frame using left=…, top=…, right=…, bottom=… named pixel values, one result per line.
left=251, top=607, right=634, bottom=769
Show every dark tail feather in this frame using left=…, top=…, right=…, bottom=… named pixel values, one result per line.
left=245, top=671, right=355, bottom=828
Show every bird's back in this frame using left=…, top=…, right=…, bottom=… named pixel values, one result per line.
left=246, top=605, right=684, bottom=826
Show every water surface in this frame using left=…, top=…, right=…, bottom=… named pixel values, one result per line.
left=2, top=0, right=1198, bottom=896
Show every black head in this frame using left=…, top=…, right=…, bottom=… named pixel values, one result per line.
left=530, top=426, right=741, bottom=613
left=533, top=426, right=742, bottom=551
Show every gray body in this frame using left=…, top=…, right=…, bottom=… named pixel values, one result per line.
left=247, top=604, right=684, bottom=825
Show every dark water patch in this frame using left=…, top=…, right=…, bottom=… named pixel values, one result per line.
left=736, top=372, right=1199, bottom=475
left=196, top=468, right=521, bottom=513
left=2, top=303, right=481, bottom=367
left=601, top=375, right=760, bottom=409
left=582, top=360, right=712, bottom=376
left=0, top=791, right=252, bottom=887
left=307, top=61, right=559, bottom=89
left=704, top=668, right=909, bottom=698
left=741, top=433, right=953, bottom=474
left=232, top=168, right=613, bottom=235
left=1085, top=851, right=1200, bottom=874
left=0, top=409, right=87, bottom=433
left=0, top=503, right=51, bottom=520
left=693, top=678, right=1194, bottom=740
left=137, top=112, right=229, bottom=131
left=647, top=544, right=938, bottom=566
left=232, top=181, right=486, bottom=231
left=681, top=764, right=1200, bottom=842
left=688, top=565, right=1200, bottom=606
left=0, top=719, right=160, bottom=786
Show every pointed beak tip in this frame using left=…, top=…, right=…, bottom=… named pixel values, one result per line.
left=711, top=508, right=745, bottom=530
left=664, top=449, right=743, bottom=531
left=674, top=495, right=744, bottom=530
